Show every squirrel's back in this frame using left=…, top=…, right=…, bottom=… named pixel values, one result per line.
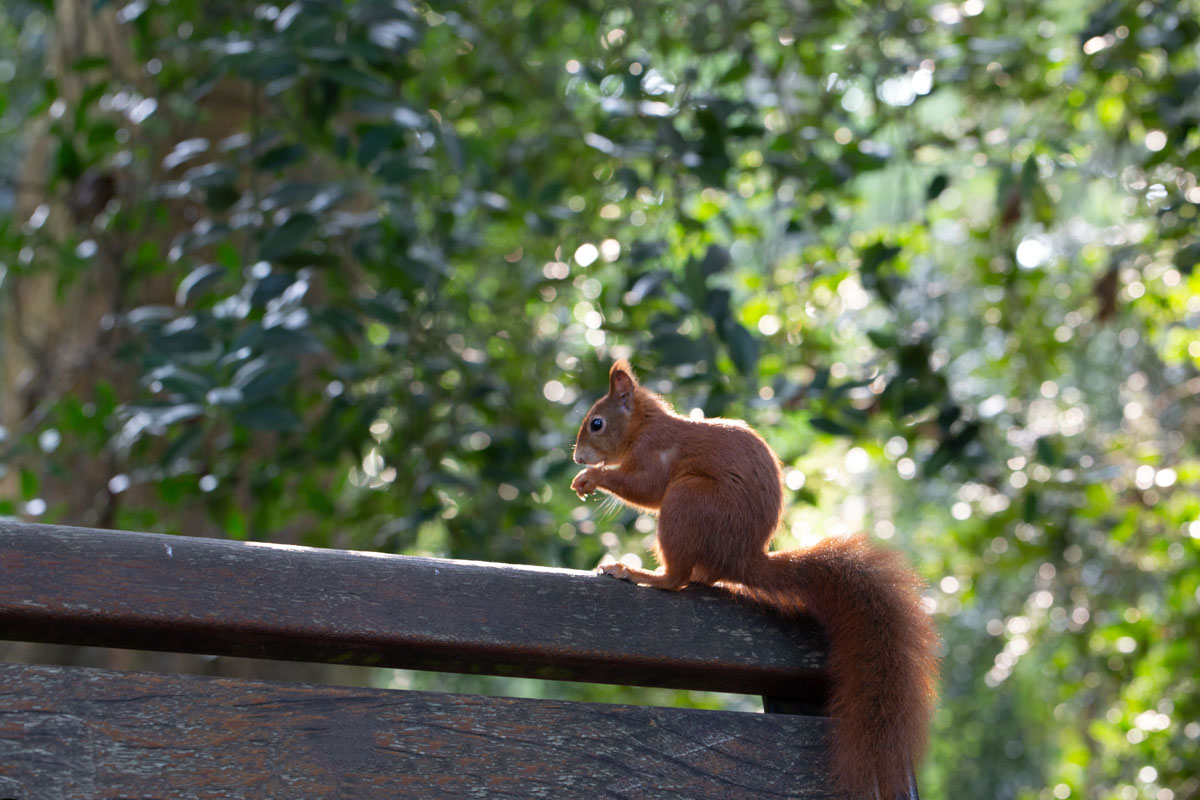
left=666, top=415, right=784, bottom=539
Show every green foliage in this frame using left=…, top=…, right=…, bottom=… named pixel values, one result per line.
left=2, top=0, right=1199, bottom=797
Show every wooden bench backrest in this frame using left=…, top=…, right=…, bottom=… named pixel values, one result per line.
left=0, top=521, right=880, bottom=799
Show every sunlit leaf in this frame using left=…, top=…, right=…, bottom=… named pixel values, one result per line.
left=233, top=357, right=297, bottom=402
left=176, top=264, right=225, bottom=306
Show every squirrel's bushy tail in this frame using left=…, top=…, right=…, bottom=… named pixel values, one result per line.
left=738, top=533, right=939, bottom=799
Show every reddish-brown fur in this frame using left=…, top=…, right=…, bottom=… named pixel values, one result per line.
left=572, top=361, right=939, bottom=799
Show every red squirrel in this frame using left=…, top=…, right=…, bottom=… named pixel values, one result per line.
left=570, top=360, right=939, bottom=799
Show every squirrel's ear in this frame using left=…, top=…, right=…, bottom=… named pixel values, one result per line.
left=609, top=359, right=637, bottom=385
left=609, top=360, right=637, bottom=411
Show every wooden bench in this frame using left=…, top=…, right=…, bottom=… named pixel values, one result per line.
left=0, top=520, right=916, bottom=798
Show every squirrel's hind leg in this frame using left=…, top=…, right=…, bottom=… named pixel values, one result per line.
left=597, top=560, right=690, bottom=590
left=598, top=507, right=698, bottom=590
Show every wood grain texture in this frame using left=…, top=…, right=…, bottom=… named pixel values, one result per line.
left=0, top=521, right=827, bottom=701
left=0, top=662, right=848, bottom=799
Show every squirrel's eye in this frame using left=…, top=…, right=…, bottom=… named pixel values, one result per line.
left=590, top=417, right=605, bottom=433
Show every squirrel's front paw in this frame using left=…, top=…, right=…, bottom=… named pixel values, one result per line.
left=596, top=560, right=632, bottom=581
left=571, top=468, right=601, bottom=498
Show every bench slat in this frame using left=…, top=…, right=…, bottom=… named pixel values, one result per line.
left=0, top=662, right=844, bottom=799
left=0, top=521, right=826, bottom=700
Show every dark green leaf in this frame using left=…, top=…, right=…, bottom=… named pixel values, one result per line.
left=233, top=357, right=298, bottom=402
left=152, top=404, right=206, bottom=426
left=250, top=273, right=297, bottom=307
left=321, top=63, right=392, bottom=96
left=861, top=242, right=901, bottom=275
left=684, top=255, right=706, bottom=307
left=151, top=329, right=214, bottom=356
left=182, top=162, right=237, bottom=189
left=1035, top=436, right=1062, bottom=467
left=705, top=288, right=731, bottom=324
left=700, top=244, right=730, bottom=277
left=624, top=270, right=671, bottom=304
left=255, top=143, right=308, bottom=171
left=650, top=332, right=710, bottom=367
left=235, top=406, right=302, bottom=432
left=161, top=425, right=205, bottom=468
left=867, top=329, right=898, bottom=349
left=176, top=265, right=225, bottom=306
left=259, top=328, right=323, bottom=354
left=54, top=137, right=84, bottom=182
left=809, top=417, right=855, bottom=436
left=721, top=321, right=758, bottom=376
left=203, top=184, right=240, bottom=212
left=19, top=468, right=39, bottom=501
left=926, top=174, right=949, bottom=200
left=1175, top=241, right=1200, bottom=275
left=259, top=214, right=318, bottom=261
left=148, top=365, right=213, bottom=401
left=937, top=404, right=962, bottom=432
left=720, top=59, right=752, bottom=84
left=922, top=423, right=980, bottom=477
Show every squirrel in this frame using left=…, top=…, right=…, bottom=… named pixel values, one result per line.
left=570, top=360, right=939, bottom=799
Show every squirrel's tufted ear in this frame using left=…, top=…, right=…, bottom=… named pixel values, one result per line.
left=609, top=359, right=637, bottom=384
left=608, top=360, right=637, bottom=410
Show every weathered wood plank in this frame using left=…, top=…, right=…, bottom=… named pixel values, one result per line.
left=0, top=662, right=846, bottom=799
left=0, top=521, right=826, bottom=700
